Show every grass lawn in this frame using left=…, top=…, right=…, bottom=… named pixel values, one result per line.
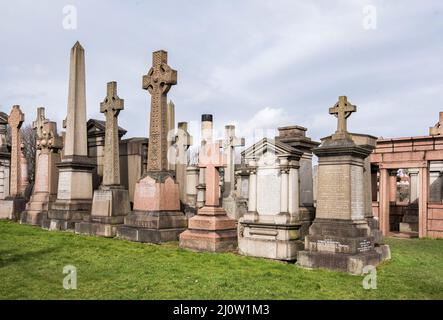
left=0, top=221, right=442, bottom=300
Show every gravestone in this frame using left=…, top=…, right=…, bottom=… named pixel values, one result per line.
left=45, top=42, right=95, bottom=231
left=196, top=115, right=213, bottom=208
left=0, top=112, right=10, bottom=201
left=174, top=122, right=192, bottom=210
left=298, top=96, right=391, bottom=275
left=180, top=128, right=237, bottom=252
left=0, top=106, right=26, bottom=220
left=21, top=110, right=62, bottom=226
left=76, top=82, right=131, bottom=237
left=220, top=125, right=245, bottom=220
left=116, top=50, right=187, bottom=243
left=238, top=138, right=304, bottom=260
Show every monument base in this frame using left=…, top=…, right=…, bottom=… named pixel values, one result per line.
left=238, top=212, right=304, bottom=261
left=44, top=199, right=92, bottom=231
left=222, top=196, right=248, bottom=220
left=20, top=192, right=55, bottom=226
left=116, top=211, right=188, bottom=243
left=0, top=197, right=26, bottom=221
left=75, top=186, right=130, bottom=237
left=297, top=219, right=390, bottom=275
left=179, top=206, right=237, bottom=252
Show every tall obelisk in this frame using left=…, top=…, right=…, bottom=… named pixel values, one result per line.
left=117, top=50, right=187, bottom=243
left=45, top=41, right=95, bottom=231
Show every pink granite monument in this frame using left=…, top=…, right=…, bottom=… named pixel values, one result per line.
left=116, top=50, right=187, bottom=243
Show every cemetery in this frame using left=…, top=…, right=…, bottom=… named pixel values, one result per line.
left=0, top=41, right=442, bottom=300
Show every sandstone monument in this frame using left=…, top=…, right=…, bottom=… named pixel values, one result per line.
left=0, top=112, right=10, bottom=201
left=76, top=82, right=131, bottom=237
left=180, top=117, right=237, bottom=252
left=21, top=108, right=62, bottom=226
left=298, top=96, right=390, bottom=275
left=238, top=137, right=304, bottom=260
left=0, top=106, right=25, bottom=220
left=174, top=122, right=192, bottom=210
left=117, top=50, right=187, bottom=243
left=220, top=125, right=245, bottom=220
left=45, top=42, right=95, bottom=230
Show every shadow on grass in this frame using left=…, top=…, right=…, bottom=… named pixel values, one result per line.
left=0, top=247, right=60, bottom=268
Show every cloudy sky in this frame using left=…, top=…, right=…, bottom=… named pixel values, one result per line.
left=1, top=0, right=442, bottom=148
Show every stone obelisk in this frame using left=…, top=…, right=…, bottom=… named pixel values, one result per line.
left=21, top=109, right=62, bottom=226
left=45, top=41, right=95, bottom=231
left=76, top=82, right=131, bottom=237
left=298, top=96, right=391, bottom=275
left=117, top=50, right=187, bottom=243
left=0, top=106, right=26, bottom=220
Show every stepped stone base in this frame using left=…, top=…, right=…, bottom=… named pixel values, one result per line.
left=297, top=219, right=390, bottom=275
left=44, top=199, right=92, bottom=231
left=180, top=206, right=237, bottom=252
left=238, top=213, right=304, bottom=261
left=116, top=211, right=187, bottom=243
left=75, top=216, right=125, bottom=238
left=0, top=197, right=26, bottom=221
left=20, top=193, right=55, bottom=226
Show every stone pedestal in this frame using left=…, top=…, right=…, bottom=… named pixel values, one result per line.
left=76, top=186, right=130, bottom=237
left=117, top=173, right=187, bottom=243
left=238, top=138, right=304, bottom=261
left=298, top=96, right=390, bottom=275
left=0, top=197, right=26, bottom=220
left=180, top=139, right=237, bottom=252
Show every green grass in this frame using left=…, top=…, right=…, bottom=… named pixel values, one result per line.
left=0, top=221, right=442, bottom=300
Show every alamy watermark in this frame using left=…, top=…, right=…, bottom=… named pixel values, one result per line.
left=63, top=265, right=77, bottom=290
left=362, top=5, right=377, bottom=30
left=362, top=265, right=377, bottom=290
left=62, top=5, right=78, bottom=30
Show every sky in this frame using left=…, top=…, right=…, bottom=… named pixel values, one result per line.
left=0, top=0, right=442, bottom=150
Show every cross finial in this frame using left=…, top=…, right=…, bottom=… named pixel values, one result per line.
left=8, top=105, right=25, bottom=129
left=329, top=96, right=357, bottom=139
left=33, top=107, right=49, bottom=139
left=143, top=50, right=177, bottom=95
left=100, top=81, right=124, bottom=116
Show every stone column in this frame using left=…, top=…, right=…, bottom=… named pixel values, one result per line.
left=185, top=165, right=199, bottom=216
left=371, top=167, right=378, bottom=202
left=379, top=168, right=390, bottom=236
left=175, top=122, right=192, bottom=206
left=409, top=169, right=419, bottom=203
left=288, top=164, right=300, bottom=215
left=247, top=161, right=258, bottom=213
left=19, top=143, right=29, bottom=196
left=280, top=164, right=289, bottom=214
left=389, top=170, right=398, bottom=203
left=419, top=166, right=429, bottom=238
left=197, top=115, right=213, bottom=208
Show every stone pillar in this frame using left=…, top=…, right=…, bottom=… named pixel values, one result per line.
left=117, top=50, right=187, bottom=244
left=280, top=166, right=289, bottom=213
left=175, top=122, right=192, bottom=207
left=0, top=106, right=25, bottom=220
left=288, top=164, right=300, bottom=215
left=197, top=115, right=213, bottom=208
left=46, top=42, right=95, bottom=231
left=379, top=168, right=390, bottom=236
left=419, top=166, right=429, bottom=238
left=76, top=82, right=131, bottom=238
left=389, top=170, right=398, bottom=203
left=247, top=161, right=257, bottom=214
left=185, top=165, right=199, bottom=216
left=371, top=167, right=378, bottom=202
left=298, top=96, right=390, bottom=275
left=409, top=169, right=419, bottom=203
left=21, top=119, right=62, bottom=226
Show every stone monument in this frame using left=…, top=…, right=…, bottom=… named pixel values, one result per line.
left=116, top=50, right=187, bottom=243
left=180, top=125, right=237, bottom=252
left=21, top=108, right=62, bottom=226
left=0, top=112, right=10, bottom=201
left=298, top=96, right=391, bottom=275
left=76, top=82, right=131, bottom=237
left=238, top=138, right=304, bottom=260
left=220, top=125, right=245, bottom=220
left=0, top=105, right=25, bottom=220
left=45, top=42, right=95, bottom=231
left=174, top=122, right=192, bottom=209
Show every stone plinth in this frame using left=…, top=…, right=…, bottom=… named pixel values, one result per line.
left=238, top=138, right=304, bottom=261
left=180, top=140, right=237, bottom=252
left=298, top=96, right=390, bottom=275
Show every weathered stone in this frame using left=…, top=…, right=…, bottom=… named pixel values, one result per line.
left=298, top=96, right=390, bottom=275
left=174, top=122, right=192, bottom=209
left=21, top=114, right=62, bottom=226
left=238, top=138, right=304, bottom=261
left=76, top=82, right=131, bottom=238
left=0, top=112, right=10, bottom=201
left=116, top=50, right=187, bottom=243
left=46, top=42, right=95, bottom=231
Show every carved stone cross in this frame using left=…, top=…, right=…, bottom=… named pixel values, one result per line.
left=199, top=142, right=226, bottom=207
left=32, top=107, right=48, bottom=139
left=100, top=81, right=124, bottom=186
left=219, top=125, right=245, bottom=198
left=142, top=50, right=177, bottom=172
left=329, top=96, right=357, bottom=139
left=8, top=105, right=25, bottom=197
